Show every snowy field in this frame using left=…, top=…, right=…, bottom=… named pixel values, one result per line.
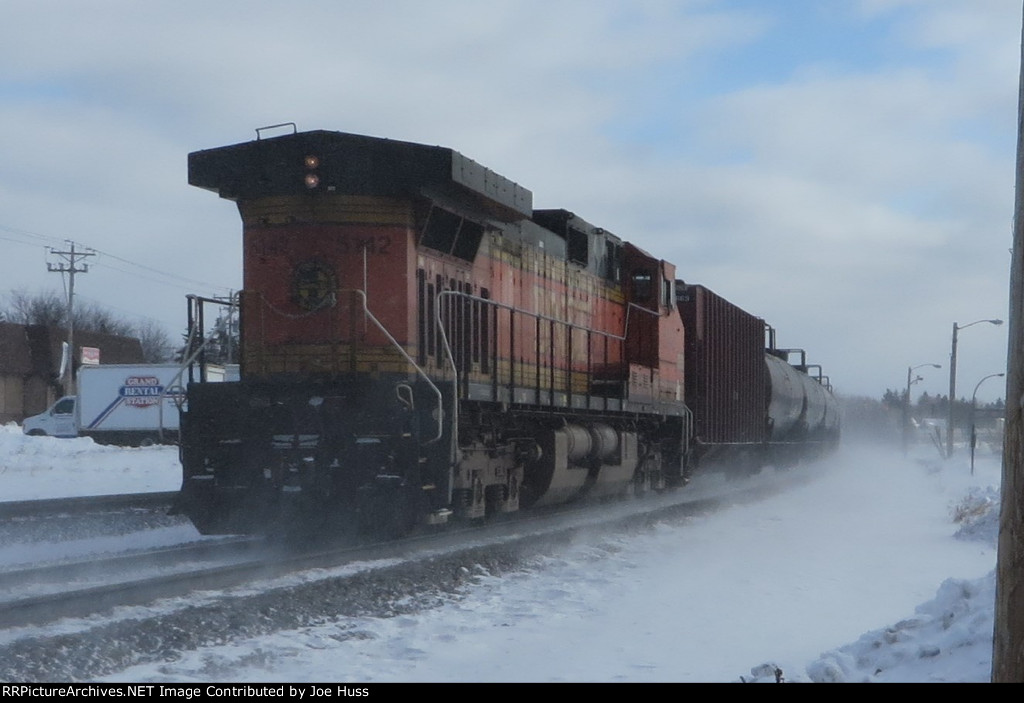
left=1, top=424, right=181, bottom=500
left=0, top=423, right=1003, bottom=682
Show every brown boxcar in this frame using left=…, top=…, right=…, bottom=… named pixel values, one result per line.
left=675, top=283, right=768, bottom=453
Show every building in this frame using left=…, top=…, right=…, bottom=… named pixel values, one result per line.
left=0, top=322, right=143, bottom=424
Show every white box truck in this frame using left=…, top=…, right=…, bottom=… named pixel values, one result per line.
left=22, top=364, right=188, bottom=445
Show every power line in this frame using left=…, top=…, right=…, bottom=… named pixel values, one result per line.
left=91, top=254, right=233, bottom=295
left=0, top=223, right=66, bottom=247
left=0, top=222, right=233, bottom=295
left=74, top=293, right=183, bottom=329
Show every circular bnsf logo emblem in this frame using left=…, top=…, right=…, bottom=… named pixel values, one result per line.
left=292, top=260, right=337, bottom=311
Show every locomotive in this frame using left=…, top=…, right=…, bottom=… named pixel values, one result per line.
left=176, top=125, right=840, bottom=536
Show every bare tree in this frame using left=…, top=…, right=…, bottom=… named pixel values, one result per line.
left=135, top=319, right=175, bottom=363
left=1, top=288, right=176, bottom=363
left=73, top=299, right=136, bottom=337
left=5, top=288, right=67, bottom=327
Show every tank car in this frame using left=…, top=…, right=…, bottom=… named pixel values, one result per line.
left=176, top=125, right=837, bottom=536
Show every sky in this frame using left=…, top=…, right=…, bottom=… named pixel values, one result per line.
left=0, top=423, right=1003, bottom=682
left=0, top=0, right=1019, bottom=402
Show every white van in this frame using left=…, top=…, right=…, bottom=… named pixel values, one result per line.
left=22, top=395, right=78, bottom=438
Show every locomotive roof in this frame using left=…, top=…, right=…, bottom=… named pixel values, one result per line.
left=188, top=129, right=533, bottom=221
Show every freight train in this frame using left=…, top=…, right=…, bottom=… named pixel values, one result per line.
left=176, top=125, right=840, bottom=536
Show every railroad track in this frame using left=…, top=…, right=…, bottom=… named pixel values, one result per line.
left=0, top=464, right=819, bottom=631
left=0, top=464, right=825, bottom=682
left=0, top=535, right=269, bottom=629
left=0, top=492, right=177, bottom=519
left=0, top=534, right=260, bottom=594
left=0, top=491, right=711, bottom=628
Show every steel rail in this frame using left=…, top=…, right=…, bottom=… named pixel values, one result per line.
left=0, top=491, right=178, bottom=519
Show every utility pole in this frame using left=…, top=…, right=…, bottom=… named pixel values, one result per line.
left=47, top=241, right=95, bottom=397
left=993, top=3, right=1024, bottom=682
left=948, top=322, right=959, bottom=458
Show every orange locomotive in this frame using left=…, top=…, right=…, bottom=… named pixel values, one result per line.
left=178, top=126, right=836, bottom=536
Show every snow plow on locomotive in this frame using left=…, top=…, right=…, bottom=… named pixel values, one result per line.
left=176, top=126, right=839, bottom=536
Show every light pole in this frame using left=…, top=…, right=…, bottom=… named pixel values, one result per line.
left=947, top=318, right=1003, bottom=458
left=970, top=372, right=1005, bottom=475
left=904, top=363, right=941, bottom=455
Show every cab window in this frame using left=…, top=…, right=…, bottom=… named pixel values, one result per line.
left=631, top=270, right=653, bottom=302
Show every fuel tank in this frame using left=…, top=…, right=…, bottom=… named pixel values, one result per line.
left=522, top=423, right=638, bottom=507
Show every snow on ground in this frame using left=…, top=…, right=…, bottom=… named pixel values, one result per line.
left=0, top=423, right=181, bottom=500
left=0, top=423, right=1005, bottom=682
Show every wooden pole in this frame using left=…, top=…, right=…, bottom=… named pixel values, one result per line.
left=993, top=3, right=1024, bottom=682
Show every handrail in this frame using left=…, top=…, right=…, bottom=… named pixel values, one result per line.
left=348, top=288, right=446, bottom=446
left=243, top=288, right=446, bottom=445
left=436, top=290, right=659, bottom=345
left=433, top=289, right=664, bottom=479
left=161, top=297, right=228, bottom=444
left=255, top=123, right=297, bottom=139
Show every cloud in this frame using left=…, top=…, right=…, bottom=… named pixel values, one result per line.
left=0, top=0, right=1016, bottom=400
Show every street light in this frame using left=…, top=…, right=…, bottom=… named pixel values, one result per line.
left=903, top=363, right=941, bottom=455
left=947, top=318, right=1003, bottom=458
left=970, top=372, right=1005, bottom=475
